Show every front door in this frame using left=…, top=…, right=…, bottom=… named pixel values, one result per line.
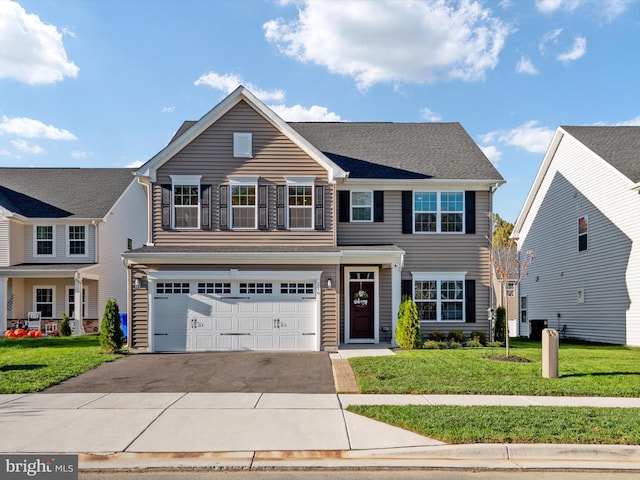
left=349, top=280, right=375, bottom=339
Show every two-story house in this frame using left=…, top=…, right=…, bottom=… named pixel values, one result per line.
left=0, top=168, right=147, bottom=334
left=513, top=126, right=640, bottom=346
left=122, top=86, right=504, bottom=352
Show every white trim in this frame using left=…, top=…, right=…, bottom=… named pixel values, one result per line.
left=33, top=225, right=56, bottom=258
left=286, top=176, right=316, bottom=185
left=65, top=286, right=87, bottom=318
left=147, top=270, right=323, bottom=282
left=170, top=175, right=202, bottom=230
left=233, top=132, right=253, bottom=158
left=33, top=285, right=56, bottom=319
left=285, top=178, right=315, bottom=230
left=66, top=225, right=88, bottom=257
left=344, top=266, right=379, bottom=344
left=413, top=191, right=465, bottom=234
left=230, top=180, right=258, bottom=230
left=411, top=271, right=467, bottom=323
left=350, top=190, right=373, bottom=223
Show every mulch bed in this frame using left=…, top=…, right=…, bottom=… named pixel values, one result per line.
left=486, top=355, right=532, bottom=363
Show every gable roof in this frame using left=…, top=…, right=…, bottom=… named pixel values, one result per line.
left=289, top=122, right=503, bottom=182
left=561, top=126, right=640, bottom=183
left=0, top=168, right=135, bottom=219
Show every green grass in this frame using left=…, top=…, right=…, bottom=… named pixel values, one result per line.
left=349, top=339, right=640, bottom=397
left=0, top=335, right=120, bottom=393
left=347, top=404, right=640, bottom=445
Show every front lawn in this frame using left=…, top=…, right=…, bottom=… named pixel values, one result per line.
left=0, top=336, right=120, bottom=393
left=349, top=339, right=640, bottom=397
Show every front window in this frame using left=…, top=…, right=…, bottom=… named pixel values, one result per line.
left=351, top=191, right=373, bottom=222
left=67, top=287, right=86, bottom=318
left=414, top=191, right=463, bottom=233
left=231, top=184, right=256, bottom=229
left=35, top=226, right=54, bottom=256
left=35, top=287, right=54, bottom=318
left=173, top=184, right=200, bottom=229
left=288, top=185, right=313, bottom=229
left=578, top=215, right=588, bottom=252
left=414, top=274, right=465, bottom=322
left=68, top=226, right=86, bottom=256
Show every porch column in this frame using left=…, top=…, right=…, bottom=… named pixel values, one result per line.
left=74, top=273, right=84, bottom=335
left=390, top=263, right=402, bottom=348
left=0, top=277, right=7, bottom=332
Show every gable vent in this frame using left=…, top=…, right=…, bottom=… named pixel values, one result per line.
left=233, top=132, right=252, bottom=158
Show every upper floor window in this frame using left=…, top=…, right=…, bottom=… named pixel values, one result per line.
left=67, top=226, right=86, bottom=256
left=578, top=215, right=588, bottom=252
left=506, top=281, right=516, bottom=297
left=286, top=177, right=314, bottom=229
left=233, top=132, right=252, bottom=158
left=171, top=175, right=201, bottom=229
left=413, top=273, right=465, bottom=322
left=414, top=191, right=464, bottom=233
left=35, top=225, right=54, bottom=256
left=351, top=191, right=373, bottom=222
left=231, top=185, right=256, bottom=229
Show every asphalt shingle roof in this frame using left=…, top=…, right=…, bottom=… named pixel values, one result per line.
left=0, top=168, right=135, bottom=218
left=562, top=126, right=640, bottom=183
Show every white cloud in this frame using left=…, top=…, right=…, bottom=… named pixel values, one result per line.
left=0, top=149, right=13, bottom=157
left=538, top=28, right=563, bottom=54
left=11, top=139, right=45, bottom=154
left=124, top=160, right=145, bottom=168
left=480, top=145, right=502, bottom=164
left=0, top=115, right=77, bottom=140
left=516, top=56, right=538, bottom=75
left=269, top=104, right=342, bottom=121
left=593, top=116, right=640, bottom=126
left=0, top=0, right=79, bottom=84
left=162, top=106, right=175, bottom=113
left=481, top=121, right=554, bottom=154
left=536, top=0, right=575, bottom=13
left=557, top=36, right=586, bottom=62
left=71, top=150, right=92, bottom=159
left=536, top=0, right=633, bottom=20
left=419, top=107, right=442, bottom=122
left=194, top=72, right=285, bottom=102
left=264, top=0, right=512, bottom=90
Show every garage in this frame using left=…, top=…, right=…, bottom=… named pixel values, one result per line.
left=148, top=272, right=321, bottom=352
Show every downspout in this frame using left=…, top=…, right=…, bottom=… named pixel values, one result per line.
left=136, top=176, right=154, bottom=246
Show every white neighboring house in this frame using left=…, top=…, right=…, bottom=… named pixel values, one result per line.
left=513, top=126, right=640, bottom=346
left=0, top=168, right=147, bottom=335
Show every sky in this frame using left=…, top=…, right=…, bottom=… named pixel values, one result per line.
left=1, top=0, right=639, bottom=223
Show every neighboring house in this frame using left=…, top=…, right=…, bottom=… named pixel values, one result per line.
left=122, top=86, right=504, bottom=353
left=491, top=247, right=520, bottom=337
left=513, top=126, right=640, bottom=346
left=0, top=168, right=147, bottom=334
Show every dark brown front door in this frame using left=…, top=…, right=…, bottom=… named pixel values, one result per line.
left=349, top=281, right=375, bottom=339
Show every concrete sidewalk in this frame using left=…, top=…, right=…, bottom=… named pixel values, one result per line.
left=2, top=392, right=640, bottom=471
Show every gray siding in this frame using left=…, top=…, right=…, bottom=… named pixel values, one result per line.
left=0, top=219, right=8, bottom=267
left=23, top=223, right=97, bottom=263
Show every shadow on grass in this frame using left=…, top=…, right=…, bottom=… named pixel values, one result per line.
left=0, top=364, right=46, bottom=372
left=0, top=336, right=98, bottom=349
left=561, top=371, right=640, bottom=378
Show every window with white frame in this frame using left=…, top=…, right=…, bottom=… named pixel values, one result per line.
left=233, top=132, right=252, bottom=158
left=578, top=215, right=588, bottom=252
left=414, top=191, right=464, bottom=233
left=67, top=226, right=86, bottom=256
left=230, top=181, right=257, bottom=229
left=520, top=296, right=527, bottom=324
left=66, top=287, right=86, bottom=318
left=35, top=225, right=55, bottom=256
left=287, top=178, right=314, bottom=229
left=171, top=176, right=201, bottom=229
left=351, top=191, right=373, bottom=222
left=506, top=281, right=516, bottom=297
left=34, top=287, right=54, bottom=318
left=413, top=273, right=465, bottom=322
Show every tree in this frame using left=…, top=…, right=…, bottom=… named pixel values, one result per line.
left=395, top=295, right=423, bottom=349
left=493, top=214, right=514, bottom=247
left=100, top=298, right=124, bottom=353
left=59, top=313, right=72, bottom=337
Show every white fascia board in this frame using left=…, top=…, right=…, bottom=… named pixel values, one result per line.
left=339, top=248, right=404, bottom=267
left=1, top=269, right=80, bottom=279
left=122, top=251, right=341, bottom=265
left=147, top=270, right=323, bottom=282
left=135, top=86, right=348, bottom=183
left=341, top=178, right=505, bottom=190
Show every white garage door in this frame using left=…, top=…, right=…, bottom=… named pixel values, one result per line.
left=152, top=280, right=318, bottom=352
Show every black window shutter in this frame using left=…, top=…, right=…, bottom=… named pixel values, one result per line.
left=258, top=185, right=269, bottom=230
left=374, top=191, right=384, bottom=222
left=219, top=185, right=229, bottom=230
left=338, top=190, right=350, bottom=222
left=401, top=191, right=413, bottom=234
left=315, top=185, right=325, bottom=230
left=401, top=279, right=413, bottom=298
left=465, top=191, right=476, bottom=234
left=161, top=184, right=172, bottom=230
left=201, top=185, right=211, bottom=230
left=465, top=279, right=476, bottom=323
left=276, top=185, right=287, bottom=230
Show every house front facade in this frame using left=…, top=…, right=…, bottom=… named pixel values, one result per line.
left=513, top=126, right=640, bottom=346
left=0, top=168, right=147, bottom=334
left=122, top=86, right=504, bottom=352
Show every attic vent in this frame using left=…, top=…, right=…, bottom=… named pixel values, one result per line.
left=233, top=132, right=252, bottom=158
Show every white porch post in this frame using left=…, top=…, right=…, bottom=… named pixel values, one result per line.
left=0, top=277, right=7, bottom=333
left=74, top=273, right=84, bottom=335
left=390, top=263, right=402, bottom=348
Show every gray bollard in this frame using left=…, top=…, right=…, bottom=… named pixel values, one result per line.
left=542, top=328, right=559, bottom=378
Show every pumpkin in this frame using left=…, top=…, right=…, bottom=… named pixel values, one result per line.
left=13, top=328, right=27, bottom=338
left=4, top=330, right=15, bottom=338
left=33, top=330, right=43, bottom=338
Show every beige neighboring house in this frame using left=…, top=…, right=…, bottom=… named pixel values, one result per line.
left=0, top=168, right=147, bottom=334
left=491, top=247, right=520, bottom=337
left=122, top=86, right=505, bottom=353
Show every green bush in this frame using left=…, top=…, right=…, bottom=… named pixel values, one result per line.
left=423, top=340, right=448, bottom=349
left=448, top=341, right=462, bottom=349
left=427, top=331, right=446, bottom=342
left=395, top=295, right=423, bottom=349
left=59, top=313, right=72, bottom=337
left=465, top=337, right=484, bottom=348
left=447, top=330, right=466, bottom=343
left=99, top=298, right=124, bottom=353
left=494, top=306, right=506, bottom=342
left=470, top=330, right=487, bottom=345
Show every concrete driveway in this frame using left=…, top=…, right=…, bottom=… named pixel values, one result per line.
left=44, top=352, right=335, bottom=394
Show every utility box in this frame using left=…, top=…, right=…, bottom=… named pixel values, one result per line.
left=542, top=328, right=559, bottom=378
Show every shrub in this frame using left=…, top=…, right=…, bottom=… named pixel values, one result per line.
left=448, top=341, right=462, bottom=349
left=395, top=295, right=423, bottom=349
left=465, top=337, right=484, bottom=348
left=427, top=331, right=446, bottom=342
left=447, top=330, right=466, bottom=343
left=59, top=313, right=72, bottom=337
left=494, top=306, right=506, bottom=342
left=470, top=330, right=487, bottom=346
left=423, top=340, right=448, bottom=349
left=99, top=298, right=124, bottom=353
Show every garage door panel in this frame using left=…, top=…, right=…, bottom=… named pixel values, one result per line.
left=215, top=316, right=233, bottom=331
left=238, top=316, right=257, bottom=331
